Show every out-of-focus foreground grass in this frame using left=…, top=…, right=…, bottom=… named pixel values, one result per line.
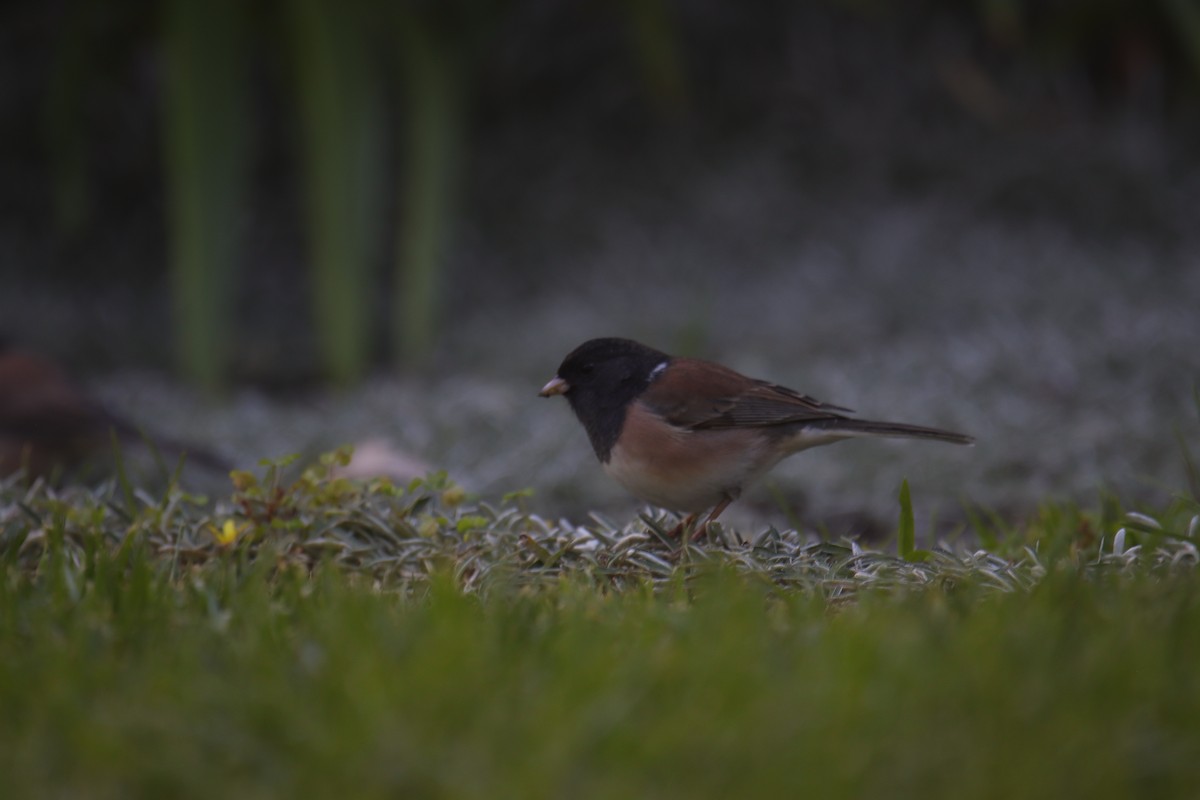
left=3, top=455, right=1200, bottom=797
left=4, top=550, right=1200, bottom=798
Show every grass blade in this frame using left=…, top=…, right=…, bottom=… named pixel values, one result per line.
left=109, top=428, right=136, bottom=517
left=898, top=479, right=930, bottom=562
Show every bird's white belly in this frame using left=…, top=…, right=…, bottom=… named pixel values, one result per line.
left=603, top=426, right=775, bottom=513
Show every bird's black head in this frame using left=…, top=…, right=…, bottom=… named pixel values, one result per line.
left=541, top=337, right=671, bottom=461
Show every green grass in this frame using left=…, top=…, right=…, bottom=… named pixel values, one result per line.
left=3, top=453, right=1200, bottom=797
left=4, top=551, right=1200, bottom=798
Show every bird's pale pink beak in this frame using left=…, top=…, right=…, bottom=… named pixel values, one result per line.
left=539, top=376, right=569, bottom=397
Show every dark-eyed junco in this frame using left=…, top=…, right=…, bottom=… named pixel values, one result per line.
left=540, top=337, right=973, bottom=538
left=0, top=338, right=228, bottom=478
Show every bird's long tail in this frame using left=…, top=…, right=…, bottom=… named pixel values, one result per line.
left=806, top=417, right=974, bottom=446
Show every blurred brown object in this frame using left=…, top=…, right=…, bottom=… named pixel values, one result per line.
left=0, top=338, right=228, bottom=479
left=331, top=438, right=430, bottom=484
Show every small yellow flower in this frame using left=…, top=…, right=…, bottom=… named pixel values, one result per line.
left=210, top=519, right=246, bottom=546
left=441, top=485, right=466, bottom=507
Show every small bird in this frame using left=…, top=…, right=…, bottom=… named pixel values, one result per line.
left=0, top=338, right=228, bottom=479
left=539, top=337, right=973, bottom=538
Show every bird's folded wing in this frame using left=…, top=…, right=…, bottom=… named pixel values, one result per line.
left=641, top=358, right=854, bottom=431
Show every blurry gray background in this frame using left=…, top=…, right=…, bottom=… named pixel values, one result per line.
left=2, top=2, right=1198, bottom=537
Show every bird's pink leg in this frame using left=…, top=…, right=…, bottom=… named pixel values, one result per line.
left=666, top=513, right=698, bottom=539
left=690, top=496, right=734, bottom=542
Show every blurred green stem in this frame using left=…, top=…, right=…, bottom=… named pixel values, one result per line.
left=1162, top=0, right=1200, bottom=83
left=395, top=17, right=464, bottom=366
left=617, top=0, right=688, bottom=113
left=162, top=0, right=249, bottom=390
left=45, top=1, right=92, bottom=236
left=290, top=0, right=385, bottom=385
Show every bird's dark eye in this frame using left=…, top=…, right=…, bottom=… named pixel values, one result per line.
left=579, top=363, right=594, bottom=374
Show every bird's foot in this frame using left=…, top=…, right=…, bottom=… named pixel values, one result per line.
left=666, top=513, right=698, bottom=540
